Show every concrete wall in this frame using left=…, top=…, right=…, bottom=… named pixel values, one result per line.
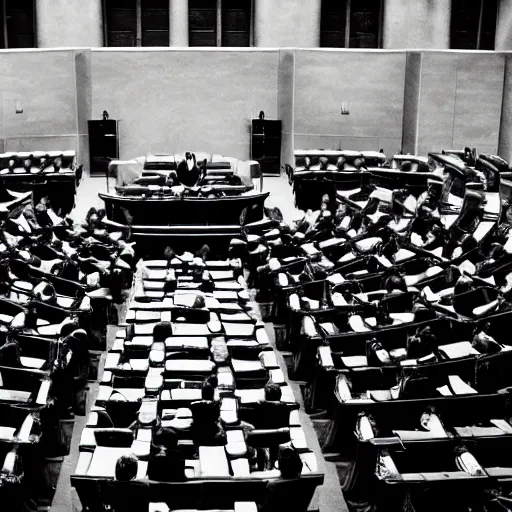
left=0, top=47, right=509, bottom=171
left=415, top=51, right=505, bottom=155
left=0, top=49, right=83, bottom=159
left=254, top=0, right=321, bottom=48
left=91, top=49, right=279, bottom=160
left=383, top=0, right=451, bottom=50
left=36, top=0, right=103, bottom=48
left=293, top=50, right=406, bottom=157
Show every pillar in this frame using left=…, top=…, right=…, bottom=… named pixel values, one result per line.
left=498, top=55, right=512, bottom=161
left=170, top=0, right=189, bottom=47
left=383, top=0, right=451, bottom=49
left=254, top=0, right=321, bottom=48
left=278, top=50, right=295, bottom=169
left=36, top=0, right=103, bottom=48
left=496, top=0, right=512, bottom=50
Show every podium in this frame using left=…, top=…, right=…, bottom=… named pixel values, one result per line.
left=251, top=119, right=282, bottom=176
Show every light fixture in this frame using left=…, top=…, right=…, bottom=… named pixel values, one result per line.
left=15, top=100, right=23, bottom=114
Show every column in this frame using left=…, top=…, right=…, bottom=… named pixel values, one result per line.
left=496, top=0, right=512, bottom=50
left=498, top=56, right=512, bottom=162
left=254, top=0, right=321, bottom=48
left=383, top=0, right=450, bottom=49
left=278, top=50, right=295, bottom=169
left=170, top=0, right=189, bottom=47
left=36, top=0, right=103, bottom=48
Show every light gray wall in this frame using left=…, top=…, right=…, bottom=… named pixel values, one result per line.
left=415, top=52, right=505, bottom=155
left=293, top=50, right=406, bottom=157
left=36, top=0, right=103, bottom=48
left=254, top=0, right=321, bottom=48
left=383, top=0, right=451, bottom=49
left=91, top=49, right=279, bottom=160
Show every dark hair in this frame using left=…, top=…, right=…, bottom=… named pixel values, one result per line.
left=264, top=381, right=282, bottom=402
left=153, top=322, right=172, bottom=342
left=278, top=446, right=303, bottom=479
left=60, top=319, right=80, bottom=338
left=115, top=455, right=138, bottom=481
left=153, top=427, right=178, bottom=451
left=201, top=381, right=215, bottom=401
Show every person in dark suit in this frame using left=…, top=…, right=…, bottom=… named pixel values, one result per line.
left=147, top=427, right=185, bottom=482
left=176, top=152, right=202, bottom=188
left=260, top=447, right=309, bottom=512
left=248, top=381, right=291, bottom=430
left=190, top=381, right=226, bottom=446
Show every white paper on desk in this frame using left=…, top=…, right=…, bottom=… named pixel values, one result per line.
left=438, top=342, right=479, bottom=359
left=448, top=375, right=477, bottom=395
left=232, top=459, right=251, bottom=478
left=235, top=389, right=264, bottom=404
left=0, top=427, right=16, bottom=441
left=491, top=419, right=512, bottom=434
left=393, top=430, right=445, bottom=441
left=270, top=369, right=285, bottom=385
left=87, top=447, right=134, bottom=477
left=341, top=356, right=368, bottom=368
left=198, top=446, right=230, bottom=477
left=437, top=385, right=453, bottom=396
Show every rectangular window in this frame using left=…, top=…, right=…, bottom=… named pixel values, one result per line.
left=451, top=0, right=498, bottom=50
left=320, top=0, right=382, bottom=48
left=189, top=0, right=252, bottom=47
left=1, top=0, right=36, bottom=49
left=104, top=0, right=169, bottom=47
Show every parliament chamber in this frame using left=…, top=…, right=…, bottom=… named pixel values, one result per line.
left=4, top=2, right=512, bottom=511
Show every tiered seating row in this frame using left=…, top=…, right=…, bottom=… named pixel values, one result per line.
left=71, top=255, right=324, bottom=512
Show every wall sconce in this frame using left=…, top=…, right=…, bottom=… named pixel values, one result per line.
left=341, top=102, right=350, bottom=115
left=15, top=100, right=23, bottom=114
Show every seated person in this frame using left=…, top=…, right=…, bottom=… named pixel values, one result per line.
left=0, top=338, right=22, bottom=368
left=260, top=447, right=307, bottom=512
left=153, top=322, right=172, bottom=344
left=245, top=381, right=290, bottom=430
left=147, top=427, right=185, bottom=482
left=113, top=455, right=149, bottom=512
left=116, top=454, right=138, bottom=482
left=176, top=152, right=202, bottom=188
left=190, top=381, right=226, bottom=446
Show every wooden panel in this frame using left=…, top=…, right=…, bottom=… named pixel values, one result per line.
left=5, top=0, right=35, bottom=48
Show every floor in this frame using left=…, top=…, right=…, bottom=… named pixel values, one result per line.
left=49, top=173, right=348, bottom=512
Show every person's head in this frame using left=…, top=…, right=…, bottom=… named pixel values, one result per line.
left=115, top=454, right=138, bottom=481
left=153, top=427, right=178, bottom=452
left=277, top=446, right=303, bottom=479
left=153, top=322, right=172, bottom=343
left=264, top=381, right=282, bottom=402
left=201, top=381, right=215, bottom=401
